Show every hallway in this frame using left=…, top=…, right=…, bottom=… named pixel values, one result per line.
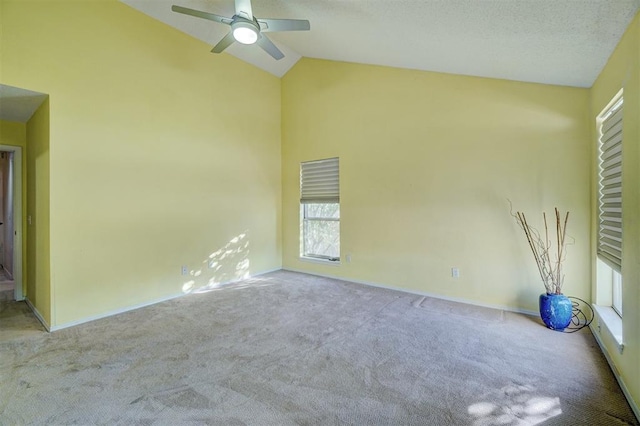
left=0, top=267, right=14, bottom=300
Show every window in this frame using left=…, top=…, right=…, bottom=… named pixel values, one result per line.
left=612, top=270, right=622, bottom=316
left=300, top=158, right=340, bottom=261
left=597, top=94, right=623, bottom=316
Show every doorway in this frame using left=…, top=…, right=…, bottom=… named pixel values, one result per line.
left=0, top=145, right=23, bottom=302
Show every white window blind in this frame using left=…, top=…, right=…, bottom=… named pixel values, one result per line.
left=598, top=99, right=623, bottom=272
left=300, top=158, right=339, bottom=204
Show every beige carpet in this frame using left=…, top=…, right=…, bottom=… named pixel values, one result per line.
left=0, top=271, right=637, bottom=425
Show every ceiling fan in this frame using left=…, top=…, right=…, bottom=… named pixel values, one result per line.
left=171, top=0, right=310, bottom=60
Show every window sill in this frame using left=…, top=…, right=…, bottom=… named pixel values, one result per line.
left=299, top=256, right=341, bottom=266
left=593, top=304, right=624, bottom=353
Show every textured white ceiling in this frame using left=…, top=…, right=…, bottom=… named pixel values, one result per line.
left=98, top=1, right=640, bottom=87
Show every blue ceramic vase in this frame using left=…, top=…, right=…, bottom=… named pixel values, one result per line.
left=539, top=293, right=573, bottom=331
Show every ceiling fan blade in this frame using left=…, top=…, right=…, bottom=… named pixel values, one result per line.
left=257, top=34, right=284, bottom=60
left=234, top=0, right=253, bottom=20
left=211, top=31, right=236, bottom=53
left=258, top=18, right=310, bottom=32
left=171, top=5, right=232, bottom=25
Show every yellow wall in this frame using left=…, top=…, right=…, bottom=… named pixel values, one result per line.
left=282, top=58, right=591, bottom=313
left=590, top=13, right=640, bottom=411
left=0, top=0, right=636, bottom=413
left=1, top=0, right=282, bottom=327
left=0, top=120, right=26, bottom=147
left=0, top=119, right=28, bottom=298
left=25, top=100, right=51, bottom=325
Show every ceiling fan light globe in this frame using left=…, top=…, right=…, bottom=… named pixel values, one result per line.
left=232, top=25, right=258, bottom=44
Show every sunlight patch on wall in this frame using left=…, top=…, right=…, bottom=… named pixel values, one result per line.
left=180, top=231, right=255, bottom=294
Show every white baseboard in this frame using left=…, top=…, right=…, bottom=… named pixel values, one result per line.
left=50, top=268, right=283, bottom=332
left=25, top=297, right=51, bottom=332
left=247, top=267, right=282, bottom=277
left=590, top=325, right=640, bottom=422
left=282, top=267, right=539, bottom=317
left=50, top=292, right=184, bottom=331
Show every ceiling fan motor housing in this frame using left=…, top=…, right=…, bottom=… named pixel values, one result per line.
left=231, top=17, right=260, bottom=44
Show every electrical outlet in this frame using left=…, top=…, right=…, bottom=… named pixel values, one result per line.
left=346, top=254, right=352, bottom=263
left=451, top=267, right=460, bottom=278
left=181, top=265, right=188, bottom=275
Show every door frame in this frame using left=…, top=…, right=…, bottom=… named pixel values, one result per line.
left=0, top=145, right=23, bottom=301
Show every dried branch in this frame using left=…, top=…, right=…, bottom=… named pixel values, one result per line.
left=510, top=204, right=571, bottom=295
left=517, top=212, right=548, bottom=290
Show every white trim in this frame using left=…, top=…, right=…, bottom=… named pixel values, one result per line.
left=282, top=267, right=539, bottom=317
left=597, top=89, right=624, bottom=122
left=611, top=270, right=622, bottom=316
left=593, top=304, right=624, bottom=352
left=49, top=268, right=282, bottom=331
left=590, top=324, right=640, bottom=422
left=251, top=267, right=282, bottom=275
left=0, top=145, right=23, bottom=301
left=25, top=297, right=50, bottom=332
left=50, top=292, right=184, bottom=331
left=298, top=256, right=341, bottom=266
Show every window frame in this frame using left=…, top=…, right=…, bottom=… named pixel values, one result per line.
left=299, top=158, right=340, bottom=263
left=596, top=95, right=623, bottom=272
left=301, top=203, right=340, bottom=262
left=612, top=269, right=622, bottom=316
left=596, top=90, right=623, bottom=319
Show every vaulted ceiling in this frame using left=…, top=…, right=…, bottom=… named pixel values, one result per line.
left=2, top=1, right=639, bottom=122
left=122, top=0, right=640, bottom=87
